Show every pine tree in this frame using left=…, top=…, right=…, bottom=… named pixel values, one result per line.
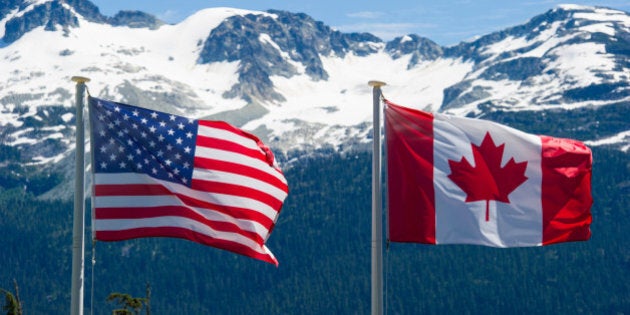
left=1, top=280, right=22, bottom=315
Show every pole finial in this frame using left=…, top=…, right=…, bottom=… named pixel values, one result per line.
left=71, top=76, right=91, bottom=83
left=368, top=80, right=387, bottom=88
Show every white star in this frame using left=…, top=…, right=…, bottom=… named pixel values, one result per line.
left=151, top=112, right=158, bottom=119
left=176, top=138, right=183, bottom=145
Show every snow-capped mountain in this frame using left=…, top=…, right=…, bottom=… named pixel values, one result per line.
left=0, top=0, right=628, bottom=197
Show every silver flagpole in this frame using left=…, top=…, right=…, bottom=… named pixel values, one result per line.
left=71, top=76, right=90, bottom=315
left=368, top=80, right=386, bottom=315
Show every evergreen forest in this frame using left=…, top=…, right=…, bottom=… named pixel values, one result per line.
left=0, top=110, right=628, bottom=314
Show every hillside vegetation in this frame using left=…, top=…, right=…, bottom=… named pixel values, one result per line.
left=1, top=146, right=628, bottom=314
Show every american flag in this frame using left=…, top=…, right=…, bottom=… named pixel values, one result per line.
left=88, top=97, right=288, bottom=266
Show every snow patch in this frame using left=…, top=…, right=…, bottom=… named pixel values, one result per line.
left=400, top=35, right=413, bottom=43
left=585, top=130, right=630, bottom=151
left=547, top=42, right=614, bottom=87
left=579, top=23, right=617, bottom=37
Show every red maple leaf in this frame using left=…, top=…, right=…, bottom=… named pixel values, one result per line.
left=448, top=132, right=528, bottom=221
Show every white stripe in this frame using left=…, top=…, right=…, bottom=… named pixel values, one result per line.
left=194, top=146, right=287, bottom=185
left=94, top=216, right=269, bottom=255
left=93, top=195, right=271, bottom=238
left=192, top=168, right=287, bottom=202
left=94, top=173, right=279, bottom=221
left=197, top=124, right=261, bottom=151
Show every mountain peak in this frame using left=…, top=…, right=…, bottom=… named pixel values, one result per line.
left=198, top=9, right=382, bottom=102
left=386, top=34, right=442, bottom=68
left=109, top=10, right=163, bottom=29
left=2, top=0, right=79, bottom=43
left=1, top=0, right=163, bottom=43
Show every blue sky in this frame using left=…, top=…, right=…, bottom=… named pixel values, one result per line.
left=90, top=0, right=630, bottom=45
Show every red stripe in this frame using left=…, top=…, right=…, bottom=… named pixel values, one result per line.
left=194, top=157, right=288, bottom=193
left=94, top=205, right=265, bottom=245
left=176, top=192, right=276, bottom=230
left=196, top=135, right=268, bottom=165
left=95, top=184, right=169, bottom=196
left=94, top=184, right=276, bottom=230
left=191, top=178, right=283, bottom=210
left=95, top=227, right=278, bottom=266
left=541, top=136, right=593, bottom=245
left=385, top=101, right=436, bottom=244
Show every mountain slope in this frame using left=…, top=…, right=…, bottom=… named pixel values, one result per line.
left=0, top=1, right=628, bottom=199
left=441, top=4, right=630, bottom=114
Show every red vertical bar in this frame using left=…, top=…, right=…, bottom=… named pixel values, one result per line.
left=385, top=101, right=436, bottom=244
left=541, top=136, right=593, bottom=245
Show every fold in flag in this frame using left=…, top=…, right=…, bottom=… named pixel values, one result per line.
left=89, top=97, right=288, bottom=266
left=385, top=100, right=592, bottom=247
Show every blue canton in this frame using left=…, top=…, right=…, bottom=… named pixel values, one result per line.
left=89, top=97, right=198, bottom=187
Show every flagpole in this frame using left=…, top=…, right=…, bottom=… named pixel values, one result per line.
left=369, top=80, right=386, bottom=315
left=71, top=76, right=90, bottom=315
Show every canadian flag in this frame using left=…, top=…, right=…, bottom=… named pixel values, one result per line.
left=385, top=100, right=592, bottom=247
